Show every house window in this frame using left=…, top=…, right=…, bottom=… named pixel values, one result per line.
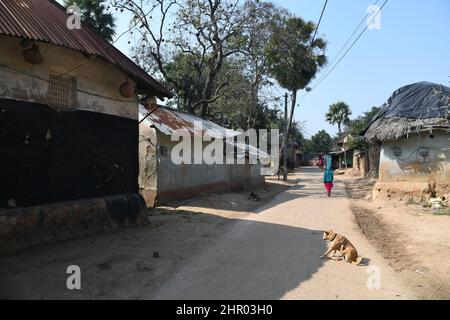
left=47, top=72, right=77, bottom=110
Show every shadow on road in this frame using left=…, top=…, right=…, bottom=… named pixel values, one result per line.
left=0, top=208, right=326, bottom=300
left=167, top=167, right=349, bottom=217
left=149, top=214, right=327, bottom=299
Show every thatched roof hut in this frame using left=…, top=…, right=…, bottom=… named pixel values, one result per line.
left=362, top=82, right=450, bottom=143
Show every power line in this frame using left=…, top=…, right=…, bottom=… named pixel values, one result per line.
left=310, top=0, right=329, bottom=48
left=302, top=0, right=388, bottom=97
left=300, top=124, right=313, bottom=134
left=320, top=0, right=380, bottom=79
left=310, top=0, right=389, bottom=92
left=303, top=129, right=314, bottom=138
left=273, top=0, right=328, bottom=113
left=299, top=122, right=314, bottom=137
left=313, top=0, right=389, bottom=92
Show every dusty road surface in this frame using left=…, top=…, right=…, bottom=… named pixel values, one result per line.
left=148, top=168, right=414, bottom=299
left=0, top=168, right=415, bottom=299
left=345, top=176, right=450, bottom=299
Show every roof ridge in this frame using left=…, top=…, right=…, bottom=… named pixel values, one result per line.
left=141, top=103, right=212, bottom=121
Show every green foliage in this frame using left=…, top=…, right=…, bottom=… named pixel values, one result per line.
left=164, top=53, right=205, bottom=109
left=209, top=60, right=266, bottom=129
left=290, top=122, right=306, bottom=147
left=116, top=0, right=327, bottom=149
left=265, top=17, right=327, bottom=92
left=64, top=0, right=116, bottom=42
left=309, top=130, right=333, bottom=154
left=325, top=101, right=352, bottom=137
left=124, top=0, right=287, bottom=126
left=264, top=15, right=327, bottom=180
left=274, top=118, right=306, bottom=145
left=344, top=106, right=381, bottom=150
left=163, top=54, right=278, bottom=130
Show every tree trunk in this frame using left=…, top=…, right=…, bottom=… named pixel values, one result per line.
left=200, top=79, right=214, bottom=117
left=247, top=88, right=257, bottom=130
left=200, top=51, right=223, bottom=117
left=185, top=96, right=194, bottom=114
left=281, top=90, right=299, bottom=181
left=288, top=90, right=297, bottom=131
left=282, top=92, right=288, bottom=181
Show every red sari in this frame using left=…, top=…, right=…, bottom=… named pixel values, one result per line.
left=324, top=182, right=334, bottom=193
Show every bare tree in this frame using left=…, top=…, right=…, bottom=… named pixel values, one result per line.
left=113, top=0, right=256, bottom=116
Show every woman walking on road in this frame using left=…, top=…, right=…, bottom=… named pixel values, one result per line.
left=323, top=155, right=334, bottom=197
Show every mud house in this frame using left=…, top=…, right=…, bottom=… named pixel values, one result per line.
left=363, top=82, right=450, bottom=200
left=328, top=136, right=354, bottom=170
left=139, top=103, right=268, bottom=206
left=352, top=146, right=381, bottom=177
left=0, top=0, right=171, bottom=240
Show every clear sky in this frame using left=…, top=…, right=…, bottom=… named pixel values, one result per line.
left=64, top=0, right=450, bottom=137
left=269, top=0, right=450, bottom=137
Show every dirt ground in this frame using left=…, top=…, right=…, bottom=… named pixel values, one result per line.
left=148, top=169, right=413, bottom=300
left=0, top=177, right=296, bottom=299
left=344, top=175, right=450, bottom=299
left=164, top=175, right=299, bottom=218
left=1, top=169, right=447, bottom=299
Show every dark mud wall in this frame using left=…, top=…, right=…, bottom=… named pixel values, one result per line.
left=0, top=194, right=148, bottom=255
left=0, top=98, right=138, bottom=208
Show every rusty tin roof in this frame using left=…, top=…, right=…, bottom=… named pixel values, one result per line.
left=139, top=105, right=241, bottom=139
left=0, top=0, right=172, bottom=99
left=139, top=105, right=274, bottom=160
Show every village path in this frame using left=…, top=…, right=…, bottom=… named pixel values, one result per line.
left=147, top=167, right=415, bottom=300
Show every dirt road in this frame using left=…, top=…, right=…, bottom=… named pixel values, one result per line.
left=149, top=168, right=414, bottom=299
left=0, top=168, right=415, bottom=299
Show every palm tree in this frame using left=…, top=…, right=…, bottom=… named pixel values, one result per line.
left=325, top=102, right=352, bottom=137
left=265, top=17, right=327, bottom=180
left=64, top=0, right=116, bottom=42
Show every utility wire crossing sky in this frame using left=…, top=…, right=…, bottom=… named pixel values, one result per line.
left=60, top=0, right=450, bottom=137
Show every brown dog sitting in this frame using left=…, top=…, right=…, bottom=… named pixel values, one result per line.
left=321, top=230, right=362, bottom=265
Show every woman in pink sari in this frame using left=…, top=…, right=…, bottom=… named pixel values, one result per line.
left=323, top=156, right=334, bottom=197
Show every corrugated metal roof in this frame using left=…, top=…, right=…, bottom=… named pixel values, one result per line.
left=232, top=142, right=274, bottom=160
left=140, top=105, right=274, bottom=160
left=0, top=0, right=172, bottom=99
left=139, top=105, right=241, bottom=139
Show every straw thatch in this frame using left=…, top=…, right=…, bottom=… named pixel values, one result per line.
left=364, top=116, right=450, bottom=142
left=363, top=82, right=450, bottom=143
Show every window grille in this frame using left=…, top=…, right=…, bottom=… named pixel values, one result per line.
left=47, top=73, right=77, bottom=110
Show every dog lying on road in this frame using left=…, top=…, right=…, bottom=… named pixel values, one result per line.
left=321, top=230, right=363, bottom=265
